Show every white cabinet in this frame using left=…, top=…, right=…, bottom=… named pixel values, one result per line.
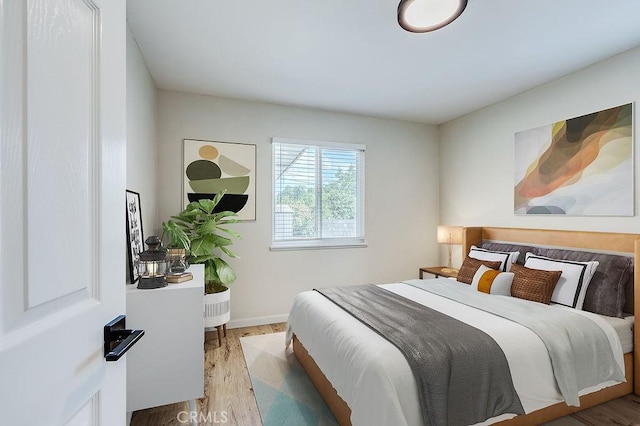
left=126, top=264, right=204, bottom=412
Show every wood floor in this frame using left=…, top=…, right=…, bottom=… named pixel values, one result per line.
left=130, top=323, right=640, bottom=426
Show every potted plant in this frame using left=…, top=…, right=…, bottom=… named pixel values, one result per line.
left=163, top=191, right=240, bottom=328
left=162, top=219, right=191, bottom=251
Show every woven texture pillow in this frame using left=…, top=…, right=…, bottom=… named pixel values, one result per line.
left=510, top=264, right=562, bottom=304
left=457, top=257, right=502, bottom=284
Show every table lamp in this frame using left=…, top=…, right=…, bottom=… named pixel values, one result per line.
left=436, top=225, right=463, bottom=273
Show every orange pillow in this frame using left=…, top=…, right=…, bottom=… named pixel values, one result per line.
left=510, top=264, right=562, bottom=304
left=456, top=257, right=502, bottom=284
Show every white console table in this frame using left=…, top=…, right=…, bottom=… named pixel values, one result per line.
left=126, top=264, right=204, bottom=418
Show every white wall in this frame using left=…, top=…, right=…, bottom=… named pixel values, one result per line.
left=439, top=46, right=640, bottom=266
left=157, top=91, right=439, bottom=326
left=126, top=24, right=158, bottom=283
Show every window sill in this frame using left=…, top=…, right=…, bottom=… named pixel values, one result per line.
left=270, top=239, right=367, bottom=251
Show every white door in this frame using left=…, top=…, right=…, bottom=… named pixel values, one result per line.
left=1, top=0, right=128, bottom=424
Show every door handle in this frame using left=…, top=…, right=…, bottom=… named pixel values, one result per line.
left=104, top=315, right=144, bottom=362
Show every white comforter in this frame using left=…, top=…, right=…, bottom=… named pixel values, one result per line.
left=285, top=279, right=625, bottom=426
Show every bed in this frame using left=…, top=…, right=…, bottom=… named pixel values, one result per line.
left=286, top=227, right=639, bottom=425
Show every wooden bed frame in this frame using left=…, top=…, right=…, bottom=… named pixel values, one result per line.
left=292, top=227, right=640, bottom=425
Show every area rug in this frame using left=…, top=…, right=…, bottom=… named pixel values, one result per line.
left=240, top=332, right=337, bottom=426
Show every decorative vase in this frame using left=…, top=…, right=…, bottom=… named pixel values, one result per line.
left=167, top=248, right=189, bottom=273
left=204, top=287, right=230, bottom=328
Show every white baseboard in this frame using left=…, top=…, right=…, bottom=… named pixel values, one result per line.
left=220, top=313, right=289, bottom=330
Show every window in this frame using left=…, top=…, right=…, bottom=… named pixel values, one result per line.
left=272, top=137, right=365, bottom=249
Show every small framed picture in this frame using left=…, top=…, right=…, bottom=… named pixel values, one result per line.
left=125, top=190, right=144, bottom=283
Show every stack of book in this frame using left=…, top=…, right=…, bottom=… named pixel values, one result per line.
left=166, top=271, right=193, bottom=284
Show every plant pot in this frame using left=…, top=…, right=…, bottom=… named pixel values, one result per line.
left=204, top=287, right=230, bottom=328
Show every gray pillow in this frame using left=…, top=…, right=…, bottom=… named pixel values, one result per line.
left=534, top=247, right=632, bottom=318
left=479, top=242, right=633, bottom=317
left=479, top=242, right=537, bottom=265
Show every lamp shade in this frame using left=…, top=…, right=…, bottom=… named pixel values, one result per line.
left=436, top=225, right=463, bottom=244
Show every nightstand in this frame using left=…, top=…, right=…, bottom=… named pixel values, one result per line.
left=419, top=266, right=459, bottom=279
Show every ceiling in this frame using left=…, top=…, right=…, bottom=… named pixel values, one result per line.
left=126, top=0, right=640, bottom=125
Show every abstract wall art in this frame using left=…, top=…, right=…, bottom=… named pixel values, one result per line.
left=183, top=139, right=256, bottom=220
left=514, top=103, right=633, bottom=216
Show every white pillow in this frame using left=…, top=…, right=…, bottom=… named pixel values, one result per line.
left=524, top=253, right=599, bottom=310
left=470, top=265, right=514, bottom=296
left=468, top=246, right=520, bottom=272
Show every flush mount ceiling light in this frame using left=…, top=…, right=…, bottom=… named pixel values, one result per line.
left=398, top=0, right=468, bottom=33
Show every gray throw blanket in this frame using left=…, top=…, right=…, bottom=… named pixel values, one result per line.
left=315, top=284, right=524, bottom=426
left=403, top=279, right=626, bottom=406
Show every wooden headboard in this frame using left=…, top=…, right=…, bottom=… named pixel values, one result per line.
left=461, top=227, right=640, bottom=396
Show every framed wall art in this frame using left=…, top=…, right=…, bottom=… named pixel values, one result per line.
left=514, top=103, right=633, bottom=216
left=126, top=190, right=144, bottom=283
left=183, top=139, right=256, bottom=220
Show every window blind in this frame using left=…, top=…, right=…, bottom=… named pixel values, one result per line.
left=272, top=137, right=365, bottom=249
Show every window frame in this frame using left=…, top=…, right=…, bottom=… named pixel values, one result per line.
left=271, top=137, right=366, bottom=250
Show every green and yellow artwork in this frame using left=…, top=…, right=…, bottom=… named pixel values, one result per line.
left=183, top=139, right=256, bottom=220
left=514, top=103, right=633, bottom=216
